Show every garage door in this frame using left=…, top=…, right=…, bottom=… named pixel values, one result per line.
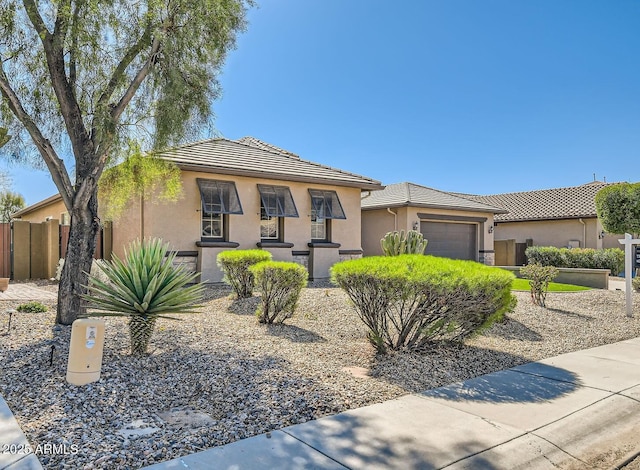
left=420, top=221, right=477, bottom=261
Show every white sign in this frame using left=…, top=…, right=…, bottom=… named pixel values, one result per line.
left=619, top=233, right=640, bottom=317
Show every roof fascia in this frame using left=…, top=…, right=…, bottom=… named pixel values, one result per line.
left=176, top=163, right=383, bottom=191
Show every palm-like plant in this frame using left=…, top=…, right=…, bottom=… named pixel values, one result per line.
left=83, top=238, right=205, bottom=355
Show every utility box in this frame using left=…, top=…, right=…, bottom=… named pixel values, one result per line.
left=66, top=318, right=105, bottom=386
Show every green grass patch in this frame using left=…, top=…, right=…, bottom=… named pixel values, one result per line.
left=511, top=278, right=590, bottom=292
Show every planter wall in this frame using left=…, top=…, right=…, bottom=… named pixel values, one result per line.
left=496, top=266, right=609, bottom=289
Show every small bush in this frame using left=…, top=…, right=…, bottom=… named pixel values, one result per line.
left=217, top=249, right=272, bottom=298
left=633, top=277, right=640, bottom=292
left=525, top=246, right=624, bottom=276
left=330, top=255, right=516, bottom=354
left=250, top=261, right=308, bottom=324
left=520, top=263, right=559, bottom=307
left=16, top=301, right=48, bottom=313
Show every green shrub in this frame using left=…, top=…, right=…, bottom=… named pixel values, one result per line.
left=16, top=301, right=48, bottom=313
left=330, top=255, right=516, bottom=354
left=380, top=230, right=428, bottom=256
left=520, top=263, right=559, bottom=307
left=217, top=249, right=272, bottom=298
left=83, top=238, right=204, bottom=356
left=633, top=277, right=640, bottom=292
left=525, top=246, right=566, bottom=267
left=250, top=261, right=308, bottom=324
left=525, top=246, right=624, bottom=276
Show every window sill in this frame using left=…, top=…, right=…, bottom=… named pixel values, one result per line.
left=307, top=242, right=341, bottom=248
left=256, top=242, right=295, bottom=248
left=196, top=241, right=240, bottom=248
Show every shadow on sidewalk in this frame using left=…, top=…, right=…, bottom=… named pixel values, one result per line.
left=422, top=365, right=580, bottom=403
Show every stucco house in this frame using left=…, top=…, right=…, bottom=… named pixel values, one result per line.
left=14, top=137, right=383, bottom=281
left=361, top=182, right=507, bottom=265
left=461, top=182, right=623, bottom=265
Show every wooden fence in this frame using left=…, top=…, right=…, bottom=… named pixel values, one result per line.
left=4, top=220, right=112, bottom=280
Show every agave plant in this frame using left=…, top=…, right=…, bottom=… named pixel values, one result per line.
left=83, top=238, right=204, bottom=356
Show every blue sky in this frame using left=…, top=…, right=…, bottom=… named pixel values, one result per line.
left=6, top=0, right=640, bottom=205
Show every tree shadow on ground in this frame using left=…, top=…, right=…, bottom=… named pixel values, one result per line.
left=484, top=317, right=543, bottom=341
left=264, top=323, right=326, bottom=344
left=0, top=322, right=349, bottom=469
left=227, top=296, right=260, bottom=315
left=421, top=364, right=579, bottom=403
left=370, top=343, right=581, bottom=400
left=545, top=306, right=593, bottom=319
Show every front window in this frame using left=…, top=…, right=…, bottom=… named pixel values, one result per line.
left=311, top=210, right=327, bottom=240
left=197, top=179, right=243, bottom=241
left=308, top=189, right=345, bottom=241
left=258, top=184, right=298, bottom=241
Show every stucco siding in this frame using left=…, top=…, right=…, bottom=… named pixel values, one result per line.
left=361, top=206, right=495, bottom=262
left=15, top=199, right=67, bottom=224
left=111, top=170, right=363, bottom=278
left=494, top=218, right=603, bottom=249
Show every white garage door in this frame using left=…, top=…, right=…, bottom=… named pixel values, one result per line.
left=421, top=221, right=477, bottom=261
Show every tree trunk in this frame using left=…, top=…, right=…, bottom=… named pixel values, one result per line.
left=56, top=189, right=100, bottom=325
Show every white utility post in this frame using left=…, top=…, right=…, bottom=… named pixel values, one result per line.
left=619, top=233, right=640, bottom=317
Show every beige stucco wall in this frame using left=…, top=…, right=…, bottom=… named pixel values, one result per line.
left=15, top=199, right=68, bottom=224
left=111, top=170, right=363, bottom=279
left=493, top=217, right=613, bottom=249
left=361, top=206, right=495, bottom=262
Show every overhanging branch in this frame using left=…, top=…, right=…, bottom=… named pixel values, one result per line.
left=0, top=64, right=74, bottom=209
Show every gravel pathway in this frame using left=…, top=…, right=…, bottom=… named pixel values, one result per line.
left=1, top=284, right=639, bottom=469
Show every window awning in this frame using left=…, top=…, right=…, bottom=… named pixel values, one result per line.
left=197, top=179, right=243, bottom=215
left=258, top=184, right=299, bottom=218
left=308, top=189, right=346, bottom=219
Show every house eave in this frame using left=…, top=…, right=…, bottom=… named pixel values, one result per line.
left=495, top=214, right=598, bottom=223
left=362, top=201, right=507, bottom=214
left=176, top=163, right=384, bottom=191
left=12, top=194, right=63, bottom=218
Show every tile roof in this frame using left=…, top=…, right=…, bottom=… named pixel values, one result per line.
left=361, top=182, right=507, bottom=213
left=155, top=137, right=382, bottom=190
left=461, top=182, right=613, bottom=222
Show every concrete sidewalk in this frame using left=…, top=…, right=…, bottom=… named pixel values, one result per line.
left=144, top=338, right=640, bottom=470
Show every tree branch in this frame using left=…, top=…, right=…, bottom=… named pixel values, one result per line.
left=0, top=65, right=74, bottom=210
left=22, top=0, right=93, bottom=164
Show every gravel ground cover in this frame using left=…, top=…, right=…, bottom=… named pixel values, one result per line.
left=1, top=282, right=639, bottom=469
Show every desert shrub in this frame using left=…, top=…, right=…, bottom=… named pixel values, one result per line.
left=525, top=246, right=566, bottom=267
left=16, top=301, right=48, bottom=313
left=83, top=238, right=204, bottom=356
left=520, top=263, right=559, bottom=307
left=330, top=255, right=516, bottom=354
left=250, top=261, right=308, bottom=324
left=633, top=277, right=640, bottom=292
left=380, top=230, right=428, bottom=256
left=217, top=249, right=272, bottom=298
left=525, top=246, right=624, bottom=276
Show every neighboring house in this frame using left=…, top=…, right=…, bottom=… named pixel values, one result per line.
left=14, top=137, right=383, bottom=281
left=462, top=181, right=624, bottom=265
left=361, top=182, right=507, bottom=265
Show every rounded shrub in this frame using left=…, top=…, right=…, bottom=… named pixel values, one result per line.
left=525, top=246, right=624, bottom=276
left=250, top=261, right=308, bottom=324
left=330, top=255, right=516, bottom=354
left=217, top=249, right=272, bottom=298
